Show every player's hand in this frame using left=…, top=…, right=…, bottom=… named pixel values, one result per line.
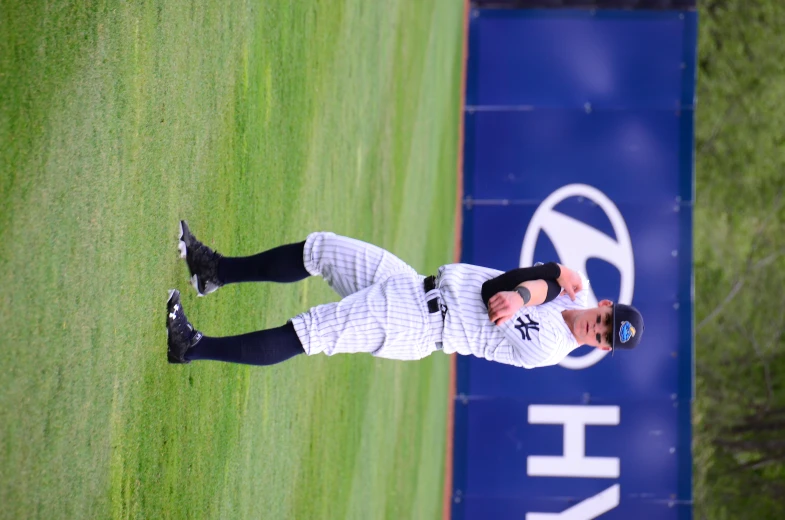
left=556, top=264, right=583, bottom=301
left=488, top=291, right=524, bottom=326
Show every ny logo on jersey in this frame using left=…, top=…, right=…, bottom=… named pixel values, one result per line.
left=515, top=315, right=540, bottom=341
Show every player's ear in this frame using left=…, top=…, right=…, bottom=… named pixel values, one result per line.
left=598, top=299, right=613, bottom=307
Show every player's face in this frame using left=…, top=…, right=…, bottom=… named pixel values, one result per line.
left=573, top=300, right=614, bottom=351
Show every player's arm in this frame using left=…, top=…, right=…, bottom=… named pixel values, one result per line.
left=487, top=279, right=560, bottom=326
left=481, top=263, right=560, bottom=306
left=481, top=262, right=583, bottom=305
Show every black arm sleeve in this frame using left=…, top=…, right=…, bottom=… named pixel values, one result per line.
left=481, top=262, right=561, bottom=306
left=543, top=279, right=562, bottom=303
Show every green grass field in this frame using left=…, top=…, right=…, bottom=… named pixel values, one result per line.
left=0, top=1, right=465, bottom=518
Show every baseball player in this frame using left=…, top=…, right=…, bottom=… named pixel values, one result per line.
left=166, top=222, right=644, bottom=367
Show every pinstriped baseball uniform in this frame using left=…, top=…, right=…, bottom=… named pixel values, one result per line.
left=436, top=264, right=589, bottom=368
left=291, top=232, right=443, bottom=360
left=290, top=232, right=588, bottom=367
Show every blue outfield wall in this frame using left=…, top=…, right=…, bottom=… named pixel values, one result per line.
left=453, top=7, right=697, bottom=520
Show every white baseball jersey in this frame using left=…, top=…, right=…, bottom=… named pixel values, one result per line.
left=290, top=232, right=588, bottom=367
left=436, top=264, right=589, bottom=368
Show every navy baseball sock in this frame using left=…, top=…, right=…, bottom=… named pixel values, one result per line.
left=184, top=322, right=305, bottom=365
left=217, top=241, right=309, bottom=285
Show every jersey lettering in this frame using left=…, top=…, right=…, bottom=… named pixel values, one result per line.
left=515, top=315, right=540, bottom=341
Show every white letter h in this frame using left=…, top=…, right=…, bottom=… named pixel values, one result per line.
left=525, top=405, right=621, bottom=519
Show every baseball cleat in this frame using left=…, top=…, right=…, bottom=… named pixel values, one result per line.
left=178, top=220, right=224, bottom=296
left=166, top=289, right=203, bottom=364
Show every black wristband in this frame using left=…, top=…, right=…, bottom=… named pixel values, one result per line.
left=515, top=286, right=532, bottom=305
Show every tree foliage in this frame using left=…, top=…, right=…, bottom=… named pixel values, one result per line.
left=695, top=1, right=785, bottom=518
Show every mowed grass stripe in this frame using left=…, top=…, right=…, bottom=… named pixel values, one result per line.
left=0, top=1, right=464, bottom=518
left=2, top=2, right=260, bottom=518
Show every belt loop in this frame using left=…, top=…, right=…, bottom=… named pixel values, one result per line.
left=424, top=275, right=447, bottom=319
left=424, top=275, right=440, bottom=314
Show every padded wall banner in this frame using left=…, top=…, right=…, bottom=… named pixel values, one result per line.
left=453, top=8, right=696, bottom=520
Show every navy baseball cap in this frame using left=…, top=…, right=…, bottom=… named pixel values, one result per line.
left=611, top=303, right=644, bottom=352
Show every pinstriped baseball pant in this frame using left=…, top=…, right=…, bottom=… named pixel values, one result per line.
left=290, top=232, right=444, bottom=360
